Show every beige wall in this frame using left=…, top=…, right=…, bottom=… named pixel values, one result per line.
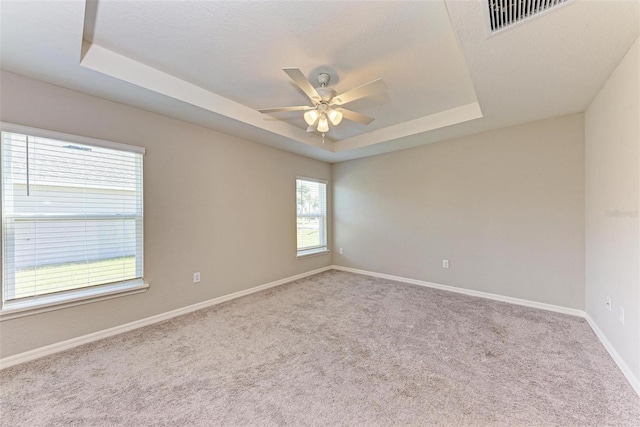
left=0, top=71, right=331, bottom=358
left=4, top=47, right=636, bottom=368
left=333, top=114, right=585, bottom=309
left=585, top=37, right=640, bottom=379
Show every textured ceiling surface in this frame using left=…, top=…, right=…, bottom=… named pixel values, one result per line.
left=83, top=0, right=480, bottom=142
left=1, top=0, right=639, bottom=162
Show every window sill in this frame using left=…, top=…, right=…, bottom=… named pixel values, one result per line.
left=297, top=248, right=330, bottom=259
left=0, top=281, right=149, bottom=321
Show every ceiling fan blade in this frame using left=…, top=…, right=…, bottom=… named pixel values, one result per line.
left=337, top=108, right=375, bottom=125
left=258, top=106, right=314, bottom=113
left=332, top=78, right=387, bottom=106
left=283, top=68, right=321, bottom=103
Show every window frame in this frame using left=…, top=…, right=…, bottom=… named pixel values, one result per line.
left=0, top=123, right=148, bottom=320
left=296, top=176, right=329, bottom=258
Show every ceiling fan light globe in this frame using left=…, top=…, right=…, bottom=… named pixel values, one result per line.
left=328, top=109, right=343, bottom=126
left=317, top=115, right=329, bottom=133
left=304, top=110, right=319, bottom=126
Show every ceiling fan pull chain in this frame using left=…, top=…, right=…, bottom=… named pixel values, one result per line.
left=322, top=133, right=325, bottom=144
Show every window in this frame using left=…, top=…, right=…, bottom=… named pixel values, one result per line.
left=296, top=177, right=328, bottom=257
left=1, top=125, right=146, bottom=316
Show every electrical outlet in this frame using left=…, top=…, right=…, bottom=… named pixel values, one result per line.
left=193, top=272, right=201, bottom=283
left=339, top=248, right=343, bottom=255
left=606, top=297, right=611, bottom=311
left=442, top=259, right=449, bottom=269
left=619, top=307, right=625, bottom=325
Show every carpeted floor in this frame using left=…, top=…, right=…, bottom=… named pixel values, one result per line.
left=1, top=270, right=639, bottom=426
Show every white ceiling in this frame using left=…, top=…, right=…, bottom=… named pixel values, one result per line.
left=1, top=0, right=639, bottom=163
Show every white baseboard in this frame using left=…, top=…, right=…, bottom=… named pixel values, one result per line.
left=331, top=265, right=640, bottom=397
left=4, top=264, right=639, bottom=399
left=331, top=265, right=585, bottom=317
left=0, top=266, right=332, bottom=370
left=584, top=313, right=640, bottom=397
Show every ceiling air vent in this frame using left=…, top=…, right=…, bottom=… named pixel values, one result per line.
left=487, top=0, right=572, bottom=33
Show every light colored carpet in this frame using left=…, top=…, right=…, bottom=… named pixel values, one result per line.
left=1, top=270, right=639, bottom=426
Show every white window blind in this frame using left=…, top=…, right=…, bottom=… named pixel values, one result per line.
left=296, top=178, right=327, bottom=256
left=1, top=130, right=144, bottom=310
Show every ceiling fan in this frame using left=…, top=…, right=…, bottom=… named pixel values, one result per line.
left=259, top=68, right=387, bottom=138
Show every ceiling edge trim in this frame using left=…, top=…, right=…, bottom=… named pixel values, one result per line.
left=334, top=102, right=483, bottom=153
left=79, top=41, right=332, bottom=152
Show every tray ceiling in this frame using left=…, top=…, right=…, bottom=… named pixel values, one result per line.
left=1, top=0, right=638, bottom=162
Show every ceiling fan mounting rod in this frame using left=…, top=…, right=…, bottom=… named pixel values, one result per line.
left=317, top=73, right=330, bottom=87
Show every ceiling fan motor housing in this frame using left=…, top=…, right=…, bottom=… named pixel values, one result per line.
left=316, top=87, right=336, bottom=103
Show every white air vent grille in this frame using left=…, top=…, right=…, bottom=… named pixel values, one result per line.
left=488, top=0, right=572, bottom=33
